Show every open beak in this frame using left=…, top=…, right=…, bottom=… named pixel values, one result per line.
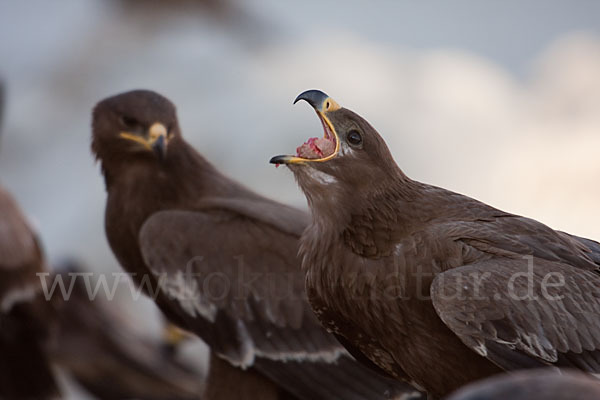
left=270, top=89, right=340, bottom=165
left=119, top=122, right=168, bottom=159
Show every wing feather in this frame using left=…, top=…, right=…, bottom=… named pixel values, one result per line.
left=140, top=208, right=342, bottom=362
left=431, top=257, right=600, bottom=372
left=140, top=206, right=421, bottom=399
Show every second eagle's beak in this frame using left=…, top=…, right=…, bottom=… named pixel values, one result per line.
left=149, top=122, right=168, bottom=160
left=120, top=122, right=168, bottom=159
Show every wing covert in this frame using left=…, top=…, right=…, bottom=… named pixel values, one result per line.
left=139, top=208, right=342, bottom=366
left=431, top=257, right=600, bottom=371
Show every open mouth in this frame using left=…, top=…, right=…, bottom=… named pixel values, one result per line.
left=296, top=114, right=337, bottom=159
left=270, top=89, right=340, bottom=166
left=294, top=112, right=338, bottom=161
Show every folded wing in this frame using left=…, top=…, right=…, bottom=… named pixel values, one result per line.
left=140, top=203, right=419, bottom=400
left=432, top=257, right=600, bottom=372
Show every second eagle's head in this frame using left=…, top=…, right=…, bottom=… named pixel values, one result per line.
left=92, top=90, right=181, bottom=168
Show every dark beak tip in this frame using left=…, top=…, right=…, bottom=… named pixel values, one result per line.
left=152, top=136, right=167, bottom=159
left=293, top=89, right=329, bottom=108
left=269, top=155, right=285, bottom=164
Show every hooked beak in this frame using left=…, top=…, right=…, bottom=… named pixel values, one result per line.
left=270, top=89, right=340, bottom=165
left=149, top=123, right=168, bottom=160
left=119, top=122, right=168, bottom=159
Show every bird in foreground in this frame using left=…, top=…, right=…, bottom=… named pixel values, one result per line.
left=445, top=369, right=600, bottom=400
left=91, top=89, right=421, bottom=400
left=271, top=89, right=600, bottom=399
left=48, top=261, right=204, bottom=400
left=0, top=184, right=59, bottom=399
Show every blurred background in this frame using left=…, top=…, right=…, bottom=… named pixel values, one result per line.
left=0, top=0, right=599, bottom=397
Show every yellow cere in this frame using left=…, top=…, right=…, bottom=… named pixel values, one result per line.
left=119, top=122, right=167, bottom=149
left=322, top=97, right=341, bottom=112
left=148, top=122, right=167, bottom=144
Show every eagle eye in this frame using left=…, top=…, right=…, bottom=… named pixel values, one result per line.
left=347, top=130, right=362, bottom=146
left=120, top=115, right=140, bottom=129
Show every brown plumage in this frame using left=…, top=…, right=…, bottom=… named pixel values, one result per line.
left=271, top=89, right=600, bottom=399
left=91, top=89, right=421, bottom=400
left=0, top=184, right=59, bottom=399
left=49, top=261, right=204, bottom=400
left=445, top=369, right=600, bottom=400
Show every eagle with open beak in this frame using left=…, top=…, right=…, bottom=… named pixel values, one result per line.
left=272, top=89, right=600, bottom=399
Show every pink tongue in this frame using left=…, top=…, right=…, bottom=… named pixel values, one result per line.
left=296, top=137, right=335, bottom=159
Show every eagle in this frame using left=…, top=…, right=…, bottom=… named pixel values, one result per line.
left=91, top=89, right=420, bottom=400
left=271, top=89, right=600, bottom=398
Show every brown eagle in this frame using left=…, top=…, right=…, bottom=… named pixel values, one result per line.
left=271, top=89, right=600, bottom=399
left=91, top=89, right=421, bottom=400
